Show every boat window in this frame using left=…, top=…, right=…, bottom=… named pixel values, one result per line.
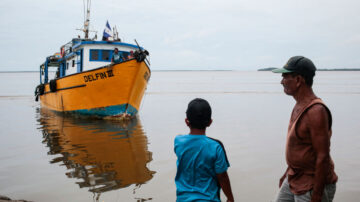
left=102, top=50, right=111, bottom=61
left=123, top=52, right=129, bottom=59
left=90, top=49, right=99, bottom=61
left=89, top=49, right=114, bottom=62
left=72, top=60, right=75, bottom=67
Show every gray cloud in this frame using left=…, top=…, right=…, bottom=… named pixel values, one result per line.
left=0, top=0, right=359, bottom=71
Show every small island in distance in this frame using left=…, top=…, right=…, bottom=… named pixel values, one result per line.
left=258, top=67, right=360, bottom=71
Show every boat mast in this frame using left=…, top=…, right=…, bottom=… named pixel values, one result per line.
left=77, top=0, right=96, bottom=39
left=84, top=0, right=91, bottom=39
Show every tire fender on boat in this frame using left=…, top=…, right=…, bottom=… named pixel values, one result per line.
left=50, top=80, right=57, bottom=92
left=34, top=84, right=45, bottom=101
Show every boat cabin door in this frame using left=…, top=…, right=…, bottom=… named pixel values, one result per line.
left=77, top=49, right=83, bottom=73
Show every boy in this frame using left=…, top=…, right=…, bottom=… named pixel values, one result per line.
left=174, top=98, right=234, bottom=202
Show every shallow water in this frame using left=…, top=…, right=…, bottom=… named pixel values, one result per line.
left=0, top=71, right=359, bottom=201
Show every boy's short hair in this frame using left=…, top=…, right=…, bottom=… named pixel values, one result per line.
left=186, top=98, right=212, bottom=129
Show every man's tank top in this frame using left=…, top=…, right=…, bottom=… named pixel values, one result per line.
left=285, top=98, right=338, bottom=194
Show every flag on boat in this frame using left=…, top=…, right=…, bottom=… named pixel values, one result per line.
left=102, top=21, right=113, bottom=41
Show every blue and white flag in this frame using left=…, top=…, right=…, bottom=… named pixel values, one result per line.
left=102, top=21, right=113, bottom=40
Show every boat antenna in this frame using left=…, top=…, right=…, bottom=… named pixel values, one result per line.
left=113, top=26, right=118, bottom=41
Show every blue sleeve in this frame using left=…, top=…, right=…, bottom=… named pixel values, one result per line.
left=174, top=135, right=182, bottom=154
left=174, top=136, right=178, bottom=154
left=214, top=144, right=229, bottom=174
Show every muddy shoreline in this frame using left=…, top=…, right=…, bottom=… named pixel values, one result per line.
left=0, top=195, right=32, bottom=202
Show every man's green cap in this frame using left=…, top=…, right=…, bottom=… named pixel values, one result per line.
left=272, top=56, right=316, bottom=74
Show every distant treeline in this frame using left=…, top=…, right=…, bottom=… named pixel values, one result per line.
left=317, top=68, right=360, bottom=71
left=258, top=67, right=277, bottom=71
left=258, top=67, right=360, bottom=71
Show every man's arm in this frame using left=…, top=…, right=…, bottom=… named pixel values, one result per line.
left=216, top=171, right=234, bottom=202
left=279, top=167, right=289, bottom=188
left=306, top=105, right=331, bottom=202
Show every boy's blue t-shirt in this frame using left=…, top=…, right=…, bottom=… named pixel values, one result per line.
left=174, top=134, right=230, bottom=202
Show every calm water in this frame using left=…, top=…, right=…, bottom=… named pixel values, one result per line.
left=0, top=71, right=359, bottom=202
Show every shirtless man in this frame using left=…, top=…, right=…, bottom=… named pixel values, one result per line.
left=272, top=56, right=338, bottom=202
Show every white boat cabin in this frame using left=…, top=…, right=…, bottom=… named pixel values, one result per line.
left=40, top=39, right=141, bottom=84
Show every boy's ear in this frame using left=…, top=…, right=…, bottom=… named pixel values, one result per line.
left=185, top=118, right=190, bottom=127
left=207, top=119, right=213, bottom=127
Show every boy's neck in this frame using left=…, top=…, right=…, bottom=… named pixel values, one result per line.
left=189, top=128, right=206, bottom=135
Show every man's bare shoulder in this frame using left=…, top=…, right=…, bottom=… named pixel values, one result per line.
left=303, top=104, right=330, bottom=129
left=307, top=104, right=328, bottom=115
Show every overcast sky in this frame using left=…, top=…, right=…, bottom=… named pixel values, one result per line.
left=0, top=0, right=359, bottom=71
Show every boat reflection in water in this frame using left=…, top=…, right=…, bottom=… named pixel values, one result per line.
left=37, top=108, right=155, bottom=200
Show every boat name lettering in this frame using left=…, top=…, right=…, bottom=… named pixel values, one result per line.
left=83, top=70, right=114, bottom=82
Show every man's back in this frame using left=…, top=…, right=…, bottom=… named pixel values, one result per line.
left=174, top=134, right=229, bottom=202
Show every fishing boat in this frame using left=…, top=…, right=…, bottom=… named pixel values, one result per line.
left=34, top=1, right=150, bottom=118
